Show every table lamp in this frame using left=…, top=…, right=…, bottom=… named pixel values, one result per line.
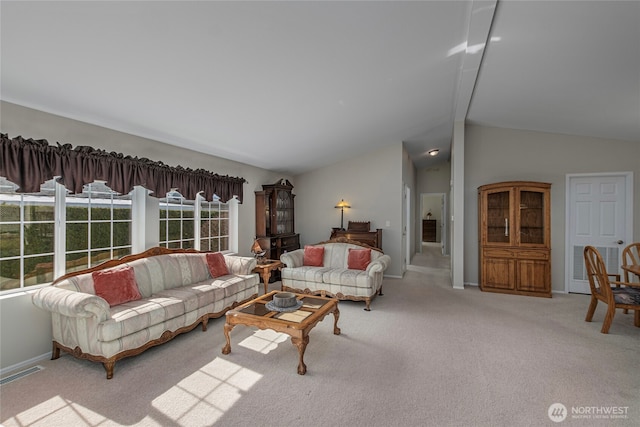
left=334, top=199, right=351, bottom=230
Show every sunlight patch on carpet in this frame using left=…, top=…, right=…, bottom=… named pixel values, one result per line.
left=238, top=329, right=288, bottom=354
left=152, top=358, right=262, bottom=426
left=3, top=395, right=108, bottom=426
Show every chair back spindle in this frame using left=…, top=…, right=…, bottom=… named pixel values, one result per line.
left=583, top=245, right=640, bottom=333
left=584, top=246, right=612, bottom=300
left=622, top=243, right=640, bottom=282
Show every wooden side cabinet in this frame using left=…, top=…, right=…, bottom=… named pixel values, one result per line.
left=478, top=181, right=551, bottom=297
left=256, top=234, right=300, bottom=261
left=422, top=219, right=436, bottom=242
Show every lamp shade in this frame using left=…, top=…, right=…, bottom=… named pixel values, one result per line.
left=251, top=239, right=263, bottom=254
left=335, top=199, right=351, bottom=209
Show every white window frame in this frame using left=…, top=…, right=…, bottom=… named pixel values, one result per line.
left=0, top=178, right=56, bottom=291
left=159, top=191, right=196, bottom=249
left=64, top=181, right=133, bottom=273
left=0, top=178, right=240, bottom=295
left=159, top=192, right=233, bottom=253
left=197, top=194, right=231, bottom=253
left=0, top=178, right=132, bottom=294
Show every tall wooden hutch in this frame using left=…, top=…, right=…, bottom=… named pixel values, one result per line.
left=255, top=179, right=300, bottom=260
left=478, top=181, right=551, bottom=297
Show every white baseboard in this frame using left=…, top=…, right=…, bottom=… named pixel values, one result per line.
left=0, top=352, right=50, bottom=378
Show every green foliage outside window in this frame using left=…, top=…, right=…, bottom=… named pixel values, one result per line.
left=1, top=202, right=131, bottom=286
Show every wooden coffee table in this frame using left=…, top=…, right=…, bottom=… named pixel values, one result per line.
left=222, top=291, right=340, bottom=375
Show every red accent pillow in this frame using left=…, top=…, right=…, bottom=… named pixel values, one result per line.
left=206, top=252, right=230, bottom=277
left=348, top=248, right=371, bottom=270
left=92, top=266, right=141, bottom=307
left=303, top=245, right=325, bottom=266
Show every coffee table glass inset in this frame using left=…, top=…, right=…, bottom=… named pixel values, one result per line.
left=222, top=290, right=340, bottom=375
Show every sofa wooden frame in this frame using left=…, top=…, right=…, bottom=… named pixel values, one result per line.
left=45, top=247, right=257, bottom=379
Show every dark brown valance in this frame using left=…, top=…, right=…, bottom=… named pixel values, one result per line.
left=0, top=134, right=246, bottom=203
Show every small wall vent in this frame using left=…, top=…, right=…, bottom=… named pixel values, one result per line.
left=0, top=365, right=43, bottom=386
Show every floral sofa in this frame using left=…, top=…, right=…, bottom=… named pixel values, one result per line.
left=280, top=238, right=391, bottom=310
left=32, top=247, right=259, bottom=379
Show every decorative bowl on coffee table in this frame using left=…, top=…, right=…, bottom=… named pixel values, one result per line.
left=266, top=292, right=303, bottom=312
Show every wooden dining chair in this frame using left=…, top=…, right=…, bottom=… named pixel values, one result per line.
left=583, top=246, right=640, bottom=334
left=622, top=242, right=640, bottom=282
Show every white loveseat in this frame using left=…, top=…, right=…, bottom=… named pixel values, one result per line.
left=32, top=247, right=259, bottom=379
left=280, top=238, right=391, bottom=310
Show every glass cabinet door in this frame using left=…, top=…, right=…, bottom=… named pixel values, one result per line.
left=486, top=190, right=511, bottom=244
left=275, top=190, right=294, bottom=235
left=518, top=190, right=545, bottom=245
left=264, top=202, right=271, bottom=236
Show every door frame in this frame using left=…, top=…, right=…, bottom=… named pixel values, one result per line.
left=564, top=171, right=634, bottom=293
left=419, top=192, right=448, bottom=255
left=404, top=185, right=411, bottom=272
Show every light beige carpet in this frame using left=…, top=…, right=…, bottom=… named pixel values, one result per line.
left=1, top=266, right=639, bottom=426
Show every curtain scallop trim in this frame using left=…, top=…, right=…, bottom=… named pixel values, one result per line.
left=0, top=134, right=245, bottom=203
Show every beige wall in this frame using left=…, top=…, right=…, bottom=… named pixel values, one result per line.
left=294, top=143, right=405, bottom=277
left=464, top=125, right=640, bottom=291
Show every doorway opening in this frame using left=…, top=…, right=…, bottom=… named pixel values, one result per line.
left=419, top=192, right=448, bottom=256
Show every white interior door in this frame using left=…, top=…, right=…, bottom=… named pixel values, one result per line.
left=566, top=173, right=633, bottom=294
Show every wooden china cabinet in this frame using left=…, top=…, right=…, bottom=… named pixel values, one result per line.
left=478, top=181, right=551, bottom=297
left=255, top=179, right=300, bottom=261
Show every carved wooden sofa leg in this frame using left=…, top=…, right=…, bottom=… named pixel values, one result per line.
left=51, top=342, right=61, bottom=360
left=103, top=360, right=116, bottom=380
left=364, top=298, right=371, bottom=311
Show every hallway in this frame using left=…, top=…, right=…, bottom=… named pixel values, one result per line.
left=408, top=242, right=450, bottom=275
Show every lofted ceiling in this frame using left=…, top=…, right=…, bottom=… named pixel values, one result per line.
left=1, top=1, right=638, bottom=175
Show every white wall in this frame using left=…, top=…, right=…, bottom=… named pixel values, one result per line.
left=464, top=125, right=640, bottom=291
left=417, top=162, right=451, bottom=196
left=0, top=101, right=290, bottom=372
left=294, top=143, right=405, bottom=277
left=451, top=120, right=465, bottom=289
